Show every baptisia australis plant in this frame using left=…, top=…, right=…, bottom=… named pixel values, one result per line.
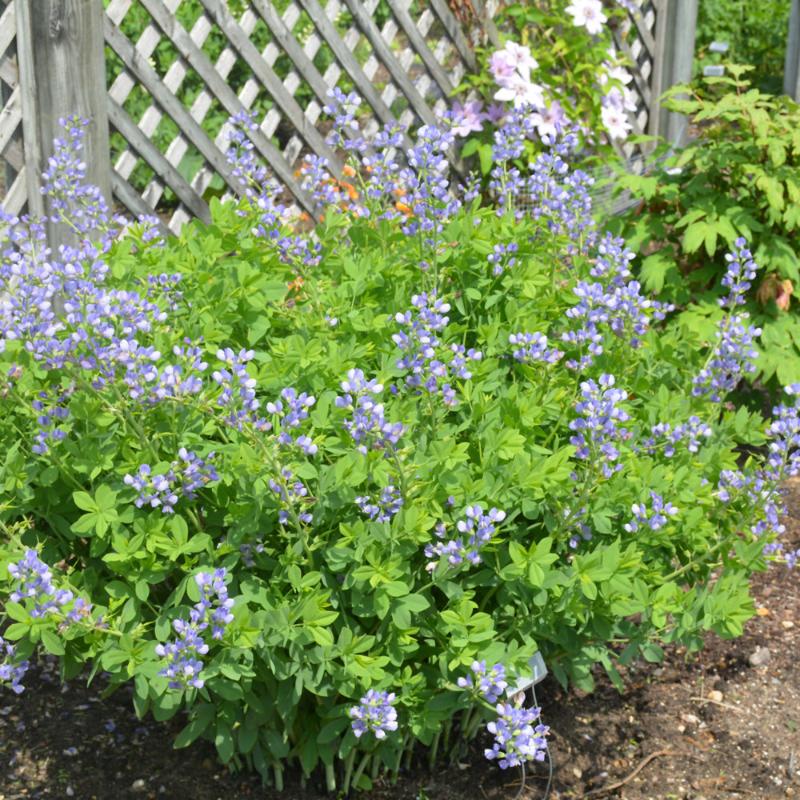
left=1, top=98, right=799, bottom=796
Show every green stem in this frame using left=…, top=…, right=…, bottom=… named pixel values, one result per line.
left=403, top=740, right=414, bottom=771
left=428, top=730, right=441, bottom=770
left=342, top=750, right=356, bottom=794
left=662, top=537, right=729, bottom=582
left=392, top=732, right=410, bottom=782
left=442, top=719, right=452, bottom=762
left=325, top=762, right=336, bottom=793
left=350, top=752, right=371, bottom=791
left=273, top=763, right=284, bottom=792
left=459, top=706, right=474, bottom=740
left=388, top=447, right=408, bottom=502
left=465, top=708, right=486, bottom=740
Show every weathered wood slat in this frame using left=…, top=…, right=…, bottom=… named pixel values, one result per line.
left=3, top=163, right=27, bottom=214
left=108, top=1, right=173, bottom=107
left=629, top=5, right=658, bottom=57
left=0, top=83, right=20, bottom=154
left=107, top=96, right=211, bottom=223
left=385, top=0, right=454, bottom=99
left=612, top=32, right=653, bottom=108
left=105, top=16, right=301, bottom=213
left=295, top=0, right=401, bottom=132
left=0, top=51, right=18, bottom=87
left=786, top=0, right=800, bottom=99
left=111, top=166, right=163, bottom=220
left=427, top=0, right=477, bottom=72
left=129, top=0, right=317, bottom=214
left=16, top=0, right=111, bottom=229
left=111, top=0, right=188, bottom=181
left=194, top=0, right=341, bottom=172
left=168, top=1, right=319, bottom=229
left=249, top=0, right=334, bottom=109
left=341, top=0, right=437, bottom=128
left=0, top=1, right=16, bottom=58
left=105, top=0, right=133, bottom=26
left=470, top=0, right=502, bottom=49
left=136, top=6, right=259, bottom=210
left=2, top=135, right=22, bottom=171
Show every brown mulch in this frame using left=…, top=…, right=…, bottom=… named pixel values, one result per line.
left=2, top=483, right=800, bottom=800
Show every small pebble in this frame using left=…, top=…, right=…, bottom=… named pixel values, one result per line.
left=681, top=713, right=700, bottom=726
left=708, top=690, right=724, bottom=703
left=749, top=646, right=771, bottom=667
left=783, top=620, right=795, bottom=630
left=131, top=778, right=147, bottom=793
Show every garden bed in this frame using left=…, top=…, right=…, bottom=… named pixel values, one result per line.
left=2, top=482, right=798, bottom=800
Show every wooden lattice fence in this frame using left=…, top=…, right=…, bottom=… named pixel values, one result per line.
left=1, top=0, right=702, bottom=236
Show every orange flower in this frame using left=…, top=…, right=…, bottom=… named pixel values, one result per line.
left=339, top=181, right=359, bottom=201
left=777, top=279, right=794, bottom=310
left=757, top=274, right=794, bottom=311
left=395, top=201, right=413, bottom=217
left=343, top=164, right=356, bottom=177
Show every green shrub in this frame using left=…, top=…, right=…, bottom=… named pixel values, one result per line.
left=0, top=112, right=796, bottom=791
left=695, top=0, right=791, bottom=94
left=611, top=69, right=800, bottom=387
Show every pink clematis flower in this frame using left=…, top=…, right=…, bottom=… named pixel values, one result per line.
left=565, top=0, right=608, bottom=35
left=451, top=100, right=488, bottom=137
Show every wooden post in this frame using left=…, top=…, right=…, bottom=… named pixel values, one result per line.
left=15, top=0, right=110, bottom=237
left=650, top=0, right=699, bottom=146
left=785, top=0, right=800, bottom=100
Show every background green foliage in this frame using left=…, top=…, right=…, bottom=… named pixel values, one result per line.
left=695, top=0, right=791, bottom=94
left=611, top=68, right=800, bottom=387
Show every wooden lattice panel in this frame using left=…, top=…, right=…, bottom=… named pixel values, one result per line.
left=0, top=0, right=27, bottom=215
left=0, top=0, right=691, bottom=229
left=612, top=0, right=662, bottom=161
left=102, top=0, right=479, bottom=233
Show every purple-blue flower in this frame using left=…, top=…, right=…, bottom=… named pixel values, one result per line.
left=270, top=467, right=313, bottom=526
left=8, top=550, right=73, bottom=617
left=624, top=492, right=678, bottom=532
left=156, top=568, right=234, bottom=690
left=267, top=387, right=317, bottom=453
left=425, top=505, right=506, bottom=569
left=484, top=702, right=549, bottom=769
left=509, top=332, right=563, bottom=364
left=355, top=484, right=403, bottom=522
left=0, top=636, right=28, bottom=694
left=123, top=449, right=218, bottom=514
left=393, top=293, right=481, bottom=407
left=569, top=374, right=630, bottom=478
left=457, top=661, right=508, bottom=703
left=348, top=689, right=399, bottom=739
left=335, top=369, right=404, bottom=453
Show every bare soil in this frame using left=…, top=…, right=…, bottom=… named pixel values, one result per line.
left=2, top=483, right=800, bottom=800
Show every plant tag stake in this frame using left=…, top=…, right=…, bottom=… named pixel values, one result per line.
left=507, top=652, right=547, bottom=696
